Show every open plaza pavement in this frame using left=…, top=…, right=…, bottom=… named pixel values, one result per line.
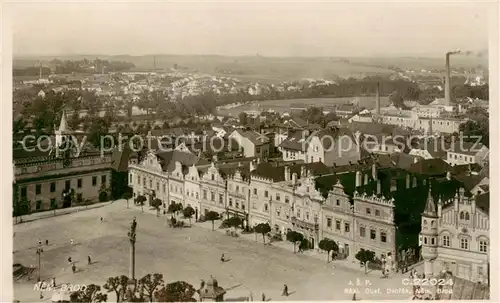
left=13, top=200, right=415, bottom=302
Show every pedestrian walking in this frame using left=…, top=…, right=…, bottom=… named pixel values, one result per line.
left=70, top=238, right=74, bottom=245
left=72, top=264, right=76, bottom=273
left=68, top=256, right=72, bottom=263
left=261, top=292, right=266, bottom=302
left=100, top=217, right=103, bottom=223
left=221, top=253, right=225, bottom=263
left=87, top=255, right=92, bottom=265
left=282, top=284, right=289, bottom=296
left=38, top=239, right=42, bottom=246
left=45, top=239, right=49, bottom=246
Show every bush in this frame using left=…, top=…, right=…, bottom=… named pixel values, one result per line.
left=99, top=191, right=108, bottom=202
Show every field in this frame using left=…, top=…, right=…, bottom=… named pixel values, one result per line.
left=217, top=96, right=391, bottom=116
left=13, top=200, right=412, bottom=302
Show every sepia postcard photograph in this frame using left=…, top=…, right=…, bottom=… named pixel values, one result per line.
left=3, top=1, right=497, bottom=302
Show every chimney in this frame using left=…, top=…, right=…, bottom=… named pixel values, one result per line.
left=284, top=166, right=290, bottom=181
left=292, top=172, right=297, bottom=185
left=437, top=199, right=442, bottom=217
left=250, top=161, right=256, bottom=172
left=467, top=164, right=472, bottom=176
left=406, top=174, right=410, bottom=189
left=355, top=171, right=362, bottom=187
left=376, top=179, right=381, bottom=195
left=446, top=171, right=452, bottom=180
left=371, top=163, right=377, bottom=181
left=364, top=174, right=369, bottom=185
left=300, top=165, right=307, bottom=178
left=376, top=82, right=381, bottom=115
left=445, top=52, right=452, bottom=105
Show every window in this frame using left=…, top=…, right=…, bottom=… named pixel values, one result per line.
left=297, top=209, right=300, bottom=218
left=50, top=198, right=56, bottom=208
left=102, top=175, right=107, bottom=185
left=366, top=208, right=371, bottom=215
left=210, top=192, right=215, bottom=201
left=143, top=178, right=146, bottom=186
left=465, top=212, right=470, bottom=221
left=229, top=198, right=233, bottom=207
left=285, top=196, right=289, bottom=203
left=129, top=173, right=133, bottom=184
left=196, top=192, right=199, bottom=199
left=92, top=177, right=97, bottom=186
left=211, top=174, right=214, bottom=181
left=327, top=218, right=332, bottom=228
left=479, top=240, right=488, bottom=253
left=64, top=180, right=70, bottom=191
left=319, top=157, right=322, bottom=162
left=375, top=210, right=380, bottom=216
left=431, top=238, right=435, bottom=245
left=253, top=188, right=257, bottom=195
left=264, top=191, right=268, bottom=198
left=360, top=227, right=366, bottom=237
left=219, top=194, right=224, bottom=204
left=306, top=212, right=309, bottom=220
left=370, top=229, right=376, bottom=240
left=156, top=182, right=160, bottom=191
left=345, top=223, right=350, bottom=233
left=149, top=179, right=152, bottom=188
left=236, top=186, right=239, bottom=192
left=381, top=232, right=387, bottom=243
left=443, top=235, right=450, bottom=247
left=236, top=201, right=240, bottom=209
left=77, top=179, right=82, bottom=188
left=203, top=190, right=207, bottom=199
left=50, top=182, right=56, bottom=192
left=336, top=199, right=340, bottom=206
left=460, top=211, right=464, bottom=220
left=264, top=204, right=268, bottom=212
left=137, top=176, right=140, bottom=185
left=460, top=238, right=469, bottom=250
left=77, top=193, right=83, bottom=202
left=276, top=193, right=280, bottom=201
left=335, top=220, right=341, bottom=231
left=163, top=184, right=166, bottom=193
left=36, top=200, right=42, bottom=210
left=256, top=147, right=261, bottom=153
left=242, top=204, right=245, bottom=210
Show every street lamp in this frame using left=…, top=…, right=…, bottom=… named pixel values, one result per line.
left=36, top=248, right=44, bottom=282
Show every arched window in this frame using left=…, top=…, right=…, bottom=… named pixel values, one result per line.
left=423, top=220, right=428, bottom=226
left=465, top=212, right=470, bottom=221
left=431, top=220, right=436, bottom=227
left=460, top=211, right=464, bottom=220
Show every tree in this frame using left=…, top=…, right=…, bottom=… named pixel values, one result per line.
left=103, top=275, right=129, bottom=302
left=205, top=211, right=220, bottom=231
left=167, top=203, right=183, bottom=218
left=182, top=206, right=195, bottom=226
left=70, top=284, right=108, bottom=303
left=123, top=190, right=133, bottom=209
left=318, top=238, right=339, bottom=263
left=88, top=117, right=111, bottom=148
left=286, top=230, right=304, bottom=253
left=154, top=281, right=196, bottom=302
left=151, top=198, right=162, bottom=217
left=355, top=249, right=376, bottom=274
left=98, top=184, right=109, bottom=202
left=254, top=223, right=271, bottom=245
left=227, top=216, right=243, bottom=232
left=138, top=273, right=164, bottom=302
left=136, top=195, right=147, bottom=213
left=389, top=91, right=405, bottom=109
left=460, top=106, right=489, bottom=147
left=238, top=112, right=248, bottom=126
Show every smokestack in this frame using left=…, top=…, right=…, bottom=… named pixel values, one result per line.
left=445, top=51, right=461, bottom=105
left=376, top=82, right=381, bottom=115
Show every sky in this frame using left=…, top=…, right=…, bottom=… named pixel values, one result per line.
left=10, top=1, right=490, bottom=57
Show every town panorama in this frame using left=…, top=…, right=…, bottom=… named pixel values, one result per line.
left=11, top=3, right=490, bottom=303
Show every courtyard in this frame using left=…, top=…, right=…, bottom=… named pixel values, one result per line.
left=13, top=200, right=413, bottom=301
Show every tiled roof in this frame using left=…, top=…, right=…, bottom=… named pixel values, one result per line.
left=279, top=130, right=310, bottom=151
left=449, top=141, right=487, bottom=156
left=156, top=150, right=200, bottom=172
left=476, top=192, right=489, bottom=214
left=251, top=161, right=330, bottom=183
left=409, top=158, right=451, bottom=176
left=349, top=121, right=395, bottom=136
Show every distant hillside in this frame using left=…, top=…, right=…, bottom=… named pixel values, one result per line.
left=13, top=54, right=488, bottom=83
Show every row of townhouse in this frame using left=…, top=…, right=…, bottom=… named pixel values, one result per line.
left=128, top=149, right=405, bottom=259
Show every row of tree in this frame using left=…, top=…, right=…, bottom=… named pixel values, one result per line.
left=70, top=273, right=198, bottom=302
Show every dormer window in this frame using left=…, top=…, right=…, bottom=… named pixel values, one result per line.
left=211, top=174, right=215, bottom=181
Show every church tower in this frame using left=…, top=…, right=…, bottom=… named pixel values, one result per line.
left=420, top=183, right=439, bottom=277
left=55, top=110, right=72, bottom=148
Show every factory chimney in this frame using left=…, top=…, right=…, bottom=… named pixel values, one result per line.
left=376, top=82, right=381, bottom=115
left=445, top=51, right=461, bottom=105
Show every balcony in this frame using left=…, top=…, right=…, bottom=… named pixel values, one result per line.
left=291, top=217, right=319, bottom=231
